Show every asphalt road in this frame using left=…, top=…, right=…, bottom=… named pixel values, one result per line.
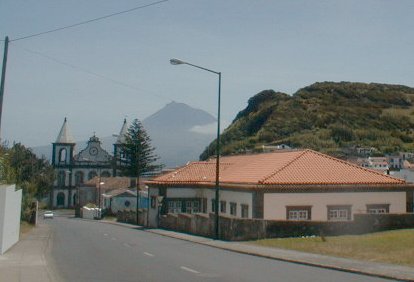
left=45, top=216, right=394, bottom=282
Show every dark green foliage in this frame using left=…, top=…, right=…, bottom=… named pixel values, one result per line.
left=0, top=143, right=55, bottom=221
left=119, top=119, right=162, bottom=179
left=200, top=82, right=414, bottom=160
left=234, top=90, right=289, bottom=121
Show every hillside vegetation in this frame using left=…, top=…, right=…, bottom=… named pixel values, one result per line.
left=200, top=82, right=414, bottom=160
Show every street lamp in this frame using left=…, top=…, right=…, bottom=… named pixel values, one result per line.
left=80, top=157, right=103, bottom=214
left=170, top=58, right=221, bottom=240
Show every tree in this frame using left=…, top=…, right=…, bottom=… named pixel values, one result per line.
left=0, top=142, right=55, bottom=222
left=120, top=119, right=162, bottom=179
left=118, top=119, right=162, bottom=224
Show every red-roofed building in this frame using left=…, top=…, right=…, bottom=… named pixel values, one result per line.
left=146, top=150, right=414, bottom=227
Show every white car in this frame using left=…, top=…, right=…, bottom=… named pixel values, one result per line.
left=43, top=211, right=54, bottom=219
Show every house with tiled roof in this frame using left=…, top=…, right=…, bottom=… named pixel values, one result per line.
left=102, top=189, right=138, bottom=214
left=79, top=176, right=148, bottom=210
left=146, top=150, right=414, bottom=227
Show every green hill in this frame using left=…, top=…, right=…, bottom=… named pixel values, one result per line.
left=200, top=82, right=414, bottom=160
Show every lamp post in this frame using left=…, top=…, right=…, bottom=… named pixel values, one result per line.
left=170, top=58, right=221, bottom=240
left=81, top=157, right=104, bottom=214
left=0, top=36, right=9, bottom=138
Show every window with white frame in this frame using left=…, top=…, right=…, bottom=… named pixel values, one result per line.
left=327, top=205, right=351, bottom=221
left=168, top=200, right=182, bottom=213
left=367, top=204, right=389, bottom=214
left=286, top=206, right=311, bottom=220
left=241, top=204, right=249, bottom=218
left=57, top=171, right=66, bottom=187
left=230, top=202, right=237, bottom=216
left=185, top=200, right=200, bottom=214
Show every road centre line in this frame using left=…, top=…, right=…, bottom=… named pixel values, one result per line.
left=180, top=266, right=200, bottom=274
left=143, top=252, right=154, bottom=257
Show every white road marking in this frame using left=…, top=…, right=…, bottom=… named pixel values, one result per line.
left=143, top=252, right=154, bottom=257
left=103, top=233, right=108, bottom=236
left=111, top=237, right=116, bottom=241
left=123, top=243, right=131, bottom=248
left=180, top=266, right=200, bottom=274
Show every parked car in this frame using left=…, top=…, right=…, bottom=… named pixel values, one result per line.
left=43, top=210, right=54, bottom=219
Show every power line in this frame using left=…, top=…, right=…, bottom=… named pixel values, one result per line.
left=18, top=46, right=173, bottom=103
left=9, top=0, right=168, bottom=42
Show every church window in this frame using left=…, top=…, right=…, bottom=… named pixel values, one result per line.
left=57, top=171, right=66, bottom=187
left=101, top=171, right=111, bottom=177
left=75, top=171, right=84, bottom=185
left=88, top=171, right=97, bottom=180
left=57, top=192, right=65, bottom=206
left=59, top=148, right=67, bottom=163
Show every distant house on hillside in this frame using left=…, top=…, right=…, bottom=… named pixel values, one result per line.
left=388, top=152, right=414, bottom=169
left=355, top=157, right=389, bottom=174
left=391, top=161, right=414, bottom=184
left=146, top=150, right=414, bottom=227
left=355, top=146, right=377, bottom=156
left=261, top=144, right=292, bottom=152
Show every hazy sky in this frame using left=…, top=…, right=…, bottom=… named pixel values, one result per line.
left=1, top=0, right=414, bottom=147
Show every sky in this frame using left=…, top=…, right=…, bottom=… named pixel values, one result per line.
left=1, top=0, right=414, bottom=147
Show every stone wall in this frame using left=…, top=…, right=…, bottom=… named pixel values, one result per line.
left=158, top=213, right=414, bottom=241
left=116, top=209, right=148, bottom=226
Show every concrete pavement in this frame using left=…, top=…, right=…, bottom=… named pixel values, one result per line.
left=0, top=222, right=61, bottom=282
left=2, top=218, right=413, bottom=281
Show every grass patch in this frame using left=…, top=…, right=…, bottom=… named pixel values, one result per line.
left=103, top=216, right=117, bottom=222
left=252, top=229, right=414, bottom=267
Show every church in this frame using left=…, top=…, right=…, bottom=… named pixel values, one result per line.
left=51, top=118, right=128, bottom=208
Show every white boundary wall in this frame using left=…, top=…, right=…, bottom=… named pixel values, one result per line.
left=0, top=184, right=22, bottom=254
left=82, top=207, right=101, bottom=219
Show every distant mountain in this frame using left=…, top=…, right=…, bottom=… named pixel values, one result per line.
left=200, top=82, right=414, bottom=160
left=143, top=102, right=216, bottom=167
left=32, top=102, right=217, bottom=168
left=144, top=101, right=216, bottom=130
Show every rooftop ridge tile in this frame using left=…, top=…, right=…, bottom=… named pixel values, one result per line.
left=259, top=150, right=308, bottom=184
left=305, top=149, right=405, bottom=184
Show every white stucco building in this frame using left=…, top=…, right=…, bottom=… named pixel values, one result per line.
left=102, top=189, right=138, bottom=214
left=146, top=150, right=414, bottom=227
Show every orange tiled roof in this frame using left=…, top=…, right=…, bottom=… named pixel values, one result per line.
left=148, top=150, right=405, bottom=186
left=84, top=177, right=131, bottom=189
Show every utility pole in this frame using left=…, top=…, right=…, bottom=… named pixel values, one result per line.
left=136, top=146, right=140, bottom=225
left=0, top=36, right=9, bottom=139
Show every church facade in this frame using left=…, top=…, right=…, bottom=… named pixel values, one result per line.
left=51, top=118, right=127, bottom=208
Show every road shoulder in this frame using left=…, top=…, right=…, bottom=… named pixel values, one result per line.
left=0, top=222, right=62, bottom=282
